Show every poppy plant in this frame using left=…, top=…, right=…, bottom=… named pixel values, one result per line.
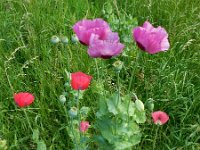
left=79, top=121, right=90, bottom=132
left=151, top=111, right=169, bottom=125
left=73, top=18, right=111, bottom=45
left=132, top=21, right=170, bottom=54
left=14, top=92, right=34, bottom=107
left=71, top=72, right=92, bottom=90
left=88, top=33, right=124, bottom=59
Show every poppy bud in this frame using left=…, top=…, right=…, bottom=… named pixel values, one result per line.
left=0, top=139, right=7, bottom=150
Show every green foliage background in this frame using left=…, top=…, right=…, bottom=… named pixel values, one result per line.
left=0, top=0, right=200, bottom=149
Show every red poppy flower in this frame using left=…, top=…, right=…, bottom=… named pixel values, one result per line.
left=14, top=92, right=35, bottom=107
left=79, top=121, right=90, bottom=132
left=71, top=72, right=92, bottom=90
left=151, top=111, right=169, bottom=125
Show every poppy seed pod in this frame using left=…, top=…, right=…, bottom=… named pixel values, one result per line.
left=51, top=35, right=60, bottom=44
left=71, top=34, right=79, bottom=44
left=61, top=36, right=69, bottom=44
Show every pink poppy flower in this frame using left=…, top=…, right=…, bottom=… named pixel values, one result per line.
left=71, top=72, right=92, bottom=90
left=73, top=18, right=111, bottom=45
left=88, top=33, right=124, bottom=59
left=14, top=92, right=35, bottom=107
left=132, top=21, right=170, bottom=54
left=79, top=121, right=90, bottom=132
left=151, top=111, right=169, bottom=125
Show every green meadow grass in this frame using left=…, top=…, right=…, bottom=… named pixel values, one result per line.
left=0, top=0, right=200, bottom=149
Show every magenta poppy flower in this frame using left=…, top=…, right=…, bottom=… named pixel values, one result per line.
left=133, top=21, right=170, bottom=54
left=14, top=92, right=35, bottom=107
left=152, top=111, right=169, bottom=125
left=73, top=18, right=111, bottom=45
left=79, top=121, right=90, bottom=132
left=88, top=33, right=124, bottom=59
left=71, top=72, right=92, bottom=90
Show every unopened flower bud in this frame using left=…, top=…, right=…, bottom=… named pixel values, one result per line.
left=51, top=35, right=60, bottom=44
left=0, top=139, right=7, bottom=150
left=68, top=107, right=78, bottom=118
left=71, top=34, right=79, bottom=44
left=145, top=98, right=154, bottom=112
left=61, top=36, right=69, bottom=44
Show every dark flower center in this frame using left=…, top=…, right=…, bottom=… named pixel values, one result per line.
left=136, top=42, right=146, bottom=51
left=79, top=40, right=88, bottom=46
left=101, top=55, right=112, bottom=59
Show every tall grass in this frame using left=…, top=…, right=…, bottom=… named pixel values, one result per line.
left=0, top=0, right=200, bottom=149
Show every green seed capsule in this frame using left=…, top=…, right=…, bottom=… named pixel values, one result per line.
left=68, top=107, right=78, bottom=118
left=71, top=34, right=79, bottom=44
left=59, top=95, right=66, bottom=104
left=61, top=36, right=69, bottom=44
left=113, top=60, right=123, bottom=72
left=51, top=35, right=60, bottom=44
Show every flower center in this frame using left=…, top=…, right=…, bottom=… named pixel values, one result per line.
left=136, top=42, right=146, bottom=51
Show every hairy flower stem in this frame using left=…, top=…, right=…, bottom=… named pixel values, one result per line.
left=115, top=71, right=120, bottom=134
left=95, top=59, right=100, bottom=80
left=128, top=51, right=141, bottom=92
left=70, top=118, right=78, bottom=150
left=76, top=90, right=82, bottom=140
left=153, top=126, right=159, bottom=150
left=23, top=109, right=33, bottom=132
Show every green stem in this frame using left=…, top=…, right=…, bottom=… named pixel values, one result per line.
left=95, top=59, right=100, bottom=80
left=76, top=90, right=82, bottom=140
left=23, top=109, right=33, bottom=132
left=115, top=71, right=120, bottom=134
left=153, top=126, right=159, bottom=150
left=128, top=51, right=141, bottom=92
left=70, top=118, right=78, bottom=150
left=116, top=71, right=120, bottom=106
